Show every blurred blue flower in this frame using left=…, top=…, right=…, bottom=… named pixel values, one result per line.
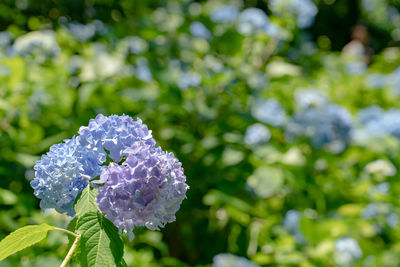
left=135, top=58, right=153, bottom=82
left=362, top=203, right=390, bottom=219
left=237, top=8, right=269, bottom=35
left=286, top=104, right=353, bottom=153
left=387, top=213, right=398, bottom=228
left=213, top=253, right=260, bottom=267
left=244, top=123, right=271, bottom=145
left=345, top=61, right=367, bottom=75
left=283, top=210, right=306, bottom=243
left=356, top=107, right=400, bottom=140
left=365, top=73, right=387, bottom=89
left=247, top=72, right=269, bottom=90
left=269, top=0, right=318, bottom=29
left=67, top=22, right=96, bottom=42
left=190, top=21, right=212, bottom=40
left=387, top=66, right=400, bottom=95
left=177, top=72, right=202, bottom=90
left=123, top=36, right=149, bottom=55
left=0, top=31, right=11, bottom=48
left=252, top=98, right=287, bottom=126
left=357, top=105, right=384, bottom=125
left=294, top=89, right=328, bottom=109
left=210, top=5, right=239, bottom=23
left=335, top=237, right=362, bottom=266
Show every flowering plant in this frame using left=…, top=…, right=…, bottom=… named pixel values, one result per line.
left=0, top=114, right=188, bottom=266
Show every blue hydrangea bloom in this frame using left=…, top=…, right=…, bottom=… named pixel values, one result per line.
left=357, top=105, right=383, bottom=125
left=355, top=106, right=400, bottom=140
left=96, top=141, right=188, bottom=239
left=334, top=237, right=362, bottom=266
left=294, top=89, right=328, bottom=109
left=244, top=123, right=271, bottom=145
left=251, top=98, right=287, bottom=127
left=388, top=66, right=400, bottom=95
left=78, top=114, right=156, bottom=163
left=190, top=21, right=212, bottom=40
left=345, top=61, right=367, bottom=75
left=31, top=137, right=103, bottom=216
left=210, top=5, right=239, bottom=23
left=365, top=73, right=387, bottom=89
left=237, top=8, right=269, bottom=35
left=269, top=0, right=318, bottom=29
left=177, top=72, right=202, bottom=90
left=286, top=104, right=353, bottom=153
left=67, top=22, right=96, bottom=42
left=283, top=210, right=306, bottom=243
left=135, top=57, right=153, bottom=82
left=213, top=253, right=260, bottom=267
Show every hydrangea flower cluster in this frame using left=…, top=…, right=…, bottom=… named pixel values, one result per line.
left=31, top=114, right=188, bottom=237
left=334, top=237, right=362, bottom=266
left=78, top=114, right=156, bottom=163
left=251, top=98, right=287, bottom=127
left=269, top=0, right=318, bottom=29
left=31, top=137, right=103, bottom=216
left=237, top=8, right=270, bottom=35
left=210, top=5, right=239, bottom=23
left=286, top=104, right=353, bottom=153
left=96, top=141, right=188, bottom=239
left=283, top=210, right=306, bottom=243
left=294, top=89, right=327, bottom=109
left=355, top=106, right=400, bottom=141
left=244, top=123, right=271, bottom=145
left=13, top=30, right=60, bottom=60
left=213, top=253, right=260, bottom=267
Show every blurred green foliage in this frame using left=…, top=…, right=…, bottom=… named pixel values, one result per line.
left=0, top=0, right=400, bottom=266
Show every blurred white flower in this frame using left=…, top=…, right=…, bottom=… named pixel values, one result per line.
left=335, top=237, right=362, bottom=266
left=13, top=30, right=60, bottom=60
left=237, top=8, right=269, bottom=35
left=365, top=159, right=396, bottom=176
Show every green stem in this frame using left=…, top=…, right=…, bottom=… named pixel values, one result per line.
left=60, top=233, right=81, bottom=267
left=53, top=227, right=80, bottom=238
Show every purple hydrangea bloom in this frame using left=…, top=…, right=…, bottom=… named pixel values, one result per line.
left=31, top=137, right=103, bottom=216
left=78, top=114, right=156, bottom=163
left=96, top=141, right=188, bottom=239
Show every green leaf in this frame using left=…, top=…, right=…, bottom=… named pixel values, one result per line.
left=0, top=224, right=55, bottom=261
left=74, top=185, right=98, bottom=216
left=76, top=212, right=124, bottom=267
